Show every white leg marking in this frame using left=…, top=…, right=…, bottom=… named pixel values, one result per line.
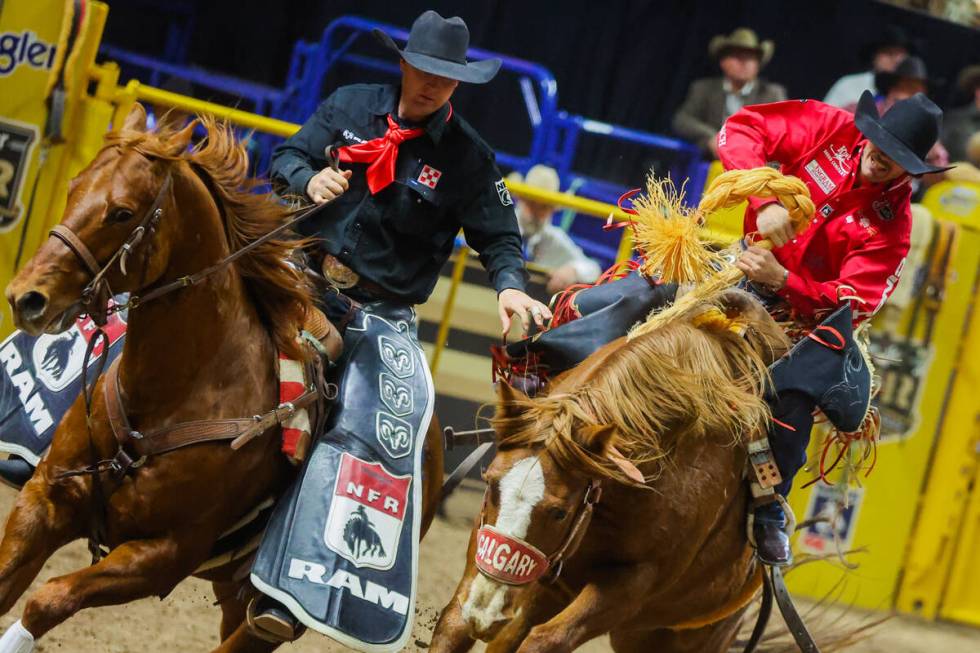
left=0, top=620, right=34, bottom=653
left=461, top=456, right=545, bottom=632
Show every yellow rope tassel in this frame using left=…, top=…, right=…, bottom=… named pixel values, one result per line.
left=630, top=167, right=814, bottom=339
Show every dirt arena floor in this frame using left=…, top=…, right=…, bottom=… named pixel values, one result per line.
left=0, top=485, right=978, bottom=652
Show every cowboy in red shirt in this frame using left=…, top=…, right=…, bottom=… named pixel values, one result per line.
left=718, top=91, right=949, bottom=565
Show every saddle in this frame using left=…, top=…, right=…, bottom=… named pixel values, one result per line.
left=504, top=271, right=677, bottom=377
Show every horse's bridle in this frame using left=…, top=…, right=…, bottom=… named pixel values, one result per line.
left=48, top=173, right=173, bottom=327
left=476, top=478, right=602, bottom=586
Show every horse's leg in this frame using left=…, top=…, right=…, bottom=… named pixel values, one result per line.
left=208, top=622, right=281, bottom=653
left=609, top=609, right=747, bottom=653
left=486, top=587, right=566, bottom=653
left=17, top=535, right=206, bottom=640
left=0, top=475, right=85, bottom=615
left=430, top=526, right=480, bottom=653
left=420, top=415, right=444, bottom=538
left=213, top=580, right=249, bottom=642
left=514, top=565, right=658, bottom=653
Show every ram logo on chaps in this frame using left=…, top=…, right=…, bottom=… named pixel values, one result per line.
left=324, top=453, right=411, bottom=570
left=379, top=372, right=413, bottom=417
left=379, top=336, right=414, bottom=379
left=376, top=411, right=413, bottom=458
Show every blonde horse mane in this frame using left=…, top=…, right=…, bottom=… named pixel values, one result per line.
left=494, top=295, right=780, bottom=486
left=104, top=115, right=314, bottom=359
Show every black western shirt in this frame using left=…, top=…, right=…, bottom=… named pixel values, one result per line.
left=270, top=83, right=528, bottom=304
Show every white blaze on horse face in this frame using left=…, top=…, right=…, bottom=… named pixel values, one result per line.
left=461, top=455, right=544, bottom=635
left=493, top=455, right=546, bottom=537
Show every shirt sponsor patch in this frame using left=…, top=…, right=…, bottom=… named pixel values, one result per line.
left=819, top=204, right=833, bottom=217
left=495, top=179, right=513, bottom=206
left=823, top=143, right=852, bottom=176
left=872, top=199, right=894, bottom=221
left=417, top=164, right=442, bottom=189
left=804, top=160, right=836, bottom=194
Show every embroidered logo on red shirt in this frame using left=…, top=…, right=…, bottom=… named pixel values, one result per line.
left=823, top=144, right=852, bottom=176
left=804, top=160, right=836, bottom=194
left=417, top=164, right=442, bottom=189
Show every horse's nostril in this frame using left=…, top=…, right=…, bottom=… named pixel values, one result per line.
left=16, top=290, right=48, bottom=321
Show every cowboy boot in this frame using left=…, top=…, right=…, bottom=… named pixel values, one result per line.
left=247, top=595, right=305, bottom=643
left=0, top=456, right=34, bottom=489
left=753, top=501, right=792, bottom=566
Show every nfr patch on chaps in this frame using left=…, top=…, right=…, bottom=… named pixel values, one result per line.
left=251, top=303, right=433, bottom=652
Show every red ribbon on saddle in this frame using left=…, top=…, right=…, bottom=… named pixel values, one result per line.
left=474, top=525, right=550, bottom=585
left=335, top=106, right=452, bottom=194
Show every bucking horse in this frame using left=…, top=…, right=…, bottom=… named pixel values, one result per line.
left=431, top=290, right=792, bottom=653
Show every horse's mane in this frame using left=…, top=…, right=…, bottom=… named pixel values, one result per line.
left=494, top=299, right=781, bottom=485
left=105, top=116, right=313, bottom=359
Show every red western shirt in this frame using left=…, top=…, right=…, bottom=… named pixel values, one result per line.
left=717, top=99, right=912, bottom=323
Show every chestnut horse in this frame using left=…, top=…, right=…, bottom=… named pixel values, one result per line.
left=431, top=291, right=789, bottom=653
left=1, top=105, right=442, bottom=652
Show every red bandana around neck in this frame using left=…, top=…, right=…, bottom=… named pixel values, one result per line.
left=335, top=105, right=452, bottom=194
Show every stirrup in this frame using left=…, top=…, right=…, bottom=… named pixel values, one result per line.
left=245, top=596, right=305, bottom=643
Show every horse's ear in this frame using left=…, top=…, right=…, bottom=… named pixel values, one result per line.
left=580, top=425, right=645, bottom=485
left=163, top=119, right=198, bottom=156
left=122, top=103, right=147, bottom=132
left=495, top=381, right=528, bottom=421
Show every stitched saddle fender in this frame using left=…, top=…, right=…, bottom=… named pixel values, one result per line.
left=768, top=304, right=871, bottom=433
left=505, top=271, right=678, bottom=374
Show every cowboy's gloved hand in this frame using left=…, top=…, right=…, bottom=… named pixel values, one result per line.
left=737, top=246, right=788, bottom=289
left=756, top=203, right=795, bottom=247
left=306, top=167, right=353, bottom=205
left=497, top=288, right=552, bottom=338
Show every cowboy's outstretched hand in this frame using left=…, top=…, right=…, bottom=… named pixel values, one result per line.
left=498, top=288, right=552, bottom=338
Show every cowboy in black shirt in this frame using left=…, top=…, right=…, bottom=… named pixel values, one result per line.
left=249, top=11, right=550, bottom=644
left=270, top=19, right=549, bottom=332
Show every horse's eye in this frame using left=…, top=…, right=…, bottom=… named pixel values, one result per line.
left=548, top=507, right=569, bottom=522
left=108, top=208, right=135, bottom=223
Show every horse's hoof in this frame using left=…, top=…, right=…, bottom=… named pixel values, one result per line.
left=246, top=595, right=306, bottom=643
left=0, top=457, right=35, bottom=490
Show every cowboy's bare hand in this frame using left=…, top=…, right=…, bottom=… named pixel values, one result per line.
left=497, top=288, right=552, bottom=338
left=306, top=167, right=353, bottom=205
left=756, top=203, right=795, bottom=247
left=737, top=246, right=788, bottom=289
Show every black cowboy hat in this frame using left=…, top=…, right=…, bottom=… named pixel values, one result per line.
left=373, top=10, right=501, bottom=84
left=854, top=90, right=951, bottom=175
left=874, top=56, right=930, bottom=96
left=859, top=24, right=920, bottom=64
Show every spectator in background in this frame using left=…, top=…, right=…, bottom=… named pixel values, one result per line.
left=824, top=25, right=914, bottom=110
left=942, top=64, right=980, bottom=162
left=672, top=28, right=786, bottom=158
left=508, top=165, right=601, bottom=294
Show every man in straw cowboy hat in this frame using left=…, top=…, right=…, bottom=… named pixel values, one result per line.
left=673, top=27, right=786, bottom=157
left=942, top=63, right=980, bottom=162
left=719, top=90, right=951, bottom=565
left=249, top=10, right=550, bottom=646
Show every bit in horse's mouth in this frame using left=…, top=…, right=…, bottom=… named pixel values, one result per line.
left=43, top=301, right=85, bottom=334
